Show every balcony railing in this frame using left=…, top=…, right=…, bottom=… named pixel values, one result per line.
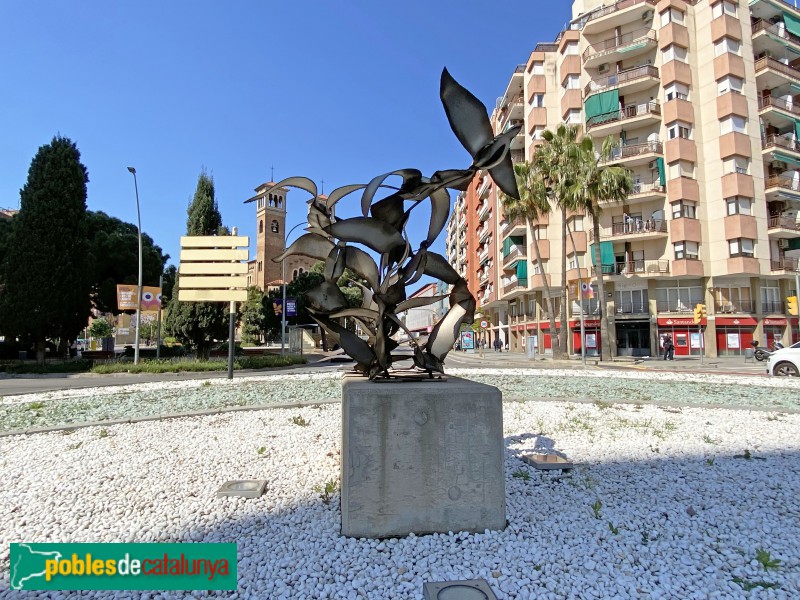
left=503, top=216, right=526, bottom=233
left=589, top=219, right=667, bottom=241
left=771, top=257, right=800, bottom=271
left=607, top=140, right=662, bottom=161
left=584, top=0, right=658, bottom=24
left=511, top=149, right=526, bottom=164
left=503, top=118, right=524, bottom=134
left=766, top=174, right=800, bottom=192
left=758, top=94, right=800, bottom=117
left=715, top=301, right=756, bottom=314
left=503, top=278, right=528, bottom=294
left=604, top=259, right=670, bottom=275
left=583, top=28, right=656, bottom=61
left=762, top=301, right=786, bottom=313
left=656, top=301, right=693, bottom=313
left=630, top=181, right=666, bottom=196
left=584, top=65, right=659, bottom=96
left=534, top=42, right=559, bottom=52
left=755, top=56, right=800, bottom=84
left=762, top=134, right=800, bottom=154
left=615, top=303, right=649, bottom=314
left=752, top=19, right=800, bottom=48
left=587, top=100, right=661, bottom=130
left=769, top=215, right=800, bottom=230
left=503, top=245, right=527, bottom=267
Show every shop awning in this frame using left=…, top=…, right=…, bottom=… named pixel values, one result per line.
left=584, top=89, right=619, bottom=121
left=774, top=151, right=800, bottom=166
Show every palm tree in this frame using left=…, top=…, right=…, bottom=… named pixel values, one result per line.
left=534, top=124, right=583, bottom=358
left=500, top=162, right=560, bottom=356
left=569, top=134, right=633, bottom=361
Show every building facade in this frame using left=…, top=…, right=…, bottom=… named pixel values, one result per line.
left=246, top=182, right=316, bottom=291
left=445, top=0, right=800, bottom=358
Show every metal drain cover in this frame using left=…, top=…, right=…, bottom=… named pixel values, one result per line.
left=216, top=479, right=267, bottom=499
left=423, top=579, right=497, bottom=600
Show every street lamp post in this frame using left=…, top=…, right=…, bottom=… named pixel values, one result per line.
left=127, top=166, right=143, bottom=365
left=281, top=222, right=307, bottom=356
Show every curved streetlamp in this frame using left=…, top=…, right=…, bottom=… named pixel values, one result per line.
left=281, top=222, right=309, bottom=356
left=127, top=167, right=143, bottom=365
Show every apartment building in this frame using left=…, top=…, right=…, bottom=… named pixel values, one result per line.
left=446, top=0, right=800, bottom=358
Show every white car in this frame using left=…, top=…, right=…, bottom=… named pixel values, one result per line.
left=767, top=341, right=800, bottom=376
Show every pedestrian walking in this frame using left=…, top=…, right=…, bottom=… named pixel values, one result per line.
left=493, top=338, right=501, bottom=352
left=662, top=334, right=674, bottom=360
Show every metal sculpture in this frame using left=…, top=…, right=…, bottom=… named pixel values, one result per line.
left=245, top=68, right=521, bottom=380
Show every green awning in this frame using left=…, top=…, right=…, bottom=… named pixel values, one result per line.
left=795, top=119, right=800, bottom=141
left=516, top=260, right=528, bottom=279
left=785, top=12, right=800, bottom=37
left=584, top=89, right=619, bottom=121
left=590, top=241, right=615, bottom=268
left=618, top=41, right=648, bottom=53
left=656, top=157, right=666, bottom=186
left=774, top=151, right=800, bottom=165
left=503, top=235, right=524, bottom=256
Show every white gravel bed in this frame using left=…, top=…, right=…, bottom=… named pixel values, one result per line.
left=1, top=399, right=799, bottom=598
left=2, top=369, right=799, bottom=433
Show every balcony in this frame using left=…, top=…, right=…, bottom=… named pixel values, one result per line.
left=755, top=55, right=800, bottom=88
left=581, top=0, right=658, bottom=35
left=605, top=259, right=670, bottom=276
left=586, top=100, right=661, bottom=136
left=615, top=303, right=649, bottom=315
left=477, top=201, right=491, bottom=221
left=762, top=134, right=800, bottom=157
left=502, top=245, right=527, bottom=269
left=503, top=278, right=528, bottom=295
left=762, top=300, right=786, bottom=314
left=478, top=225, right=491, bottom=243
left=715, top=301, right=756, bottom=314
left=589, top=219, right=667, bottom=241
left=656, top=301, right=693, bottom=314
left=752, top=19, right=800, bottom=53
left=584, top=65, right=659, bottom=97
left=758, top=95, right=800, bottom=129
left=498, top=97, right=524, bottom=130
left=478, top=247, right=490, bottom=264
left=503, top=216, right=526, bottom=236
left=458, top=214, right=466, bottom=230
left=768, top=215, right=800, bottom=235
left=511, top=149, right=526, bottom=164
left=478, top=270, right=490, bottom=284
left=583, top=28, right=657, bottom=67
left=771, top=257, right=799, bottom=272
left=764, top=174, right=800, bottom=203
left=605, top=140, right=662, bottom=166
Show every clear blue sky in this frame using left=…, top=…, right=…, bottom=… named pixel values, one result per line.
left=0, top=1, right=570, bottom=273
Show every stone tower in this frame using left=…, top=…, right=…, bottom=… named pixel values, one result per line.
left=247, top=182, right=317, bottom=291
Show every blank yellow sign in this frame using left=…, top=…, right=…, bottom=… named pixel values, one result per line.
left=178, top=276, right=249, bottom=288
left=180, top=235, right=249, bottom=248
left=179, top=263, right=249, bottom=275
left=180, top=248, right=249, bottom=262
left=178, top=289, right=248, bottom=302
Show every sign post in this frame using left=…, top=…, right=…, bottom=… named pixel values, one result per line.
left=178, top=234, right=249, bottom=379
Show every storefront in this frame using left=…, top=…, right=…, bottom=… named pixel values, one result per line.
left=537, top=321, right=555, bottom=355
left=615, top=319, right=651, bottom=357
left=715, top=317, right=757, bottom=357
left=763, top=317, right=787, bottom=349
left=657, top=316, right=706, bottom=357
left=570, top=319, right=600, bottom=357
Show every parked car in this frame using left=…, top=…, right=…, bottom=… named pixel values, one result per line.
left=766, top=341, right=800, bottom=376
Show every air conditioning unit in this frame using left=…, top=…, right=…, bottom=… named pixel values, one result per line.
left=648, top=160, right=658, bottom=169
left=778, top=239, right=790, bottom=248
left=642, top=9, right=654, bottom=21
left=598, top=63, right=610, bottom=74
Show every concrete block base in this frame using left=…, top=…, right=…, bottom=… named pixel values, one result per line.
left=341, top=375, right=505, bottom=538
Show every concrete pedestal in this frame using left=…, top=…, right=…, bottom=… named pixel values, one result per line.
left=341, top=375, right=505, bottom=538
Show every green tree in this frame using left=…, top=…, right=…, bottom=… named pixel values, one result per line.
left=500, top=161, right=559, bottom=355
left=165, top=171, right=228, bottom=358
left=0, top=136, right=91, bottom=362
left=85, top=210, right=169, bottom=314
left=88, top=318, right=113, bottom=339
left=569, top=135, right=633, bottom=360
left=161, top=264, right=177, bottom=303
left=241, top=286, right=266, bottom=344
left=534, top=124, right=584, bottom=358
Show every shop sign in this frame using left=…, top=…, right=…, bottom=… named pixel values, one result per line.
left=764, top=318, right=787, bottom=326
left=716, top=317, right=758, bottom=326
left=657, top=317, right=705, bottom=326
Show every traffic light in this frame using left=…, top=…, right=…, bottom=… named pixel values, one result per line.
left=693, top=303, right=707, bottom=325
left=788, top=296, right=799, bottom=316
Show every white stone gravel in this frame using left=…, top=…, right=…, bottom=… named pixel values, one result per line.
left=2, top=368, right=800, bottom=434
left=1, top=374, right=799, bottom=598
